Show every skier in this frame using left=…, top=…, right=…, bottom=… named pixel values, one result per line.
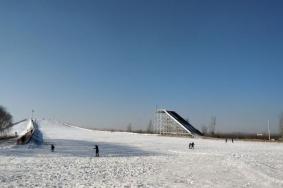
left=51, top=144, right=55, bottom=152
left=232, top=138, right=234, bottom=143
left=225, top=138, right=227, bottom=143
left=95, top=145, right=99, bottom=157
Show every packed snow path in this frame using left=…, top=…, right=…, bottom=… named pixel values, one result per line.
left=1, top=120, right=283, bottom=187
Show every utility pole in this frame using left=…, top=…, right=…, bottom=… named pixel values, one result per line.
left=268, top=120, right=271, bottom=141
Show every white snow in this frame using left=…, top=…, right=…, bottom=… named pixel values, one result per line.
left=1, top=119, right=283, bottom=187
left=10, top=120, right=32, bottom=137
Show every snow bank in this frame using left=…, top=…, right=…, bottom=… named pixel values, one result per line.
left=1, top=119, right=283, bottom=187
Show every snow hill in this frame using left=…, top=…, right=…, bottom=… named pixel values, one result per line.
left=1, top=119, right=283, bottom=187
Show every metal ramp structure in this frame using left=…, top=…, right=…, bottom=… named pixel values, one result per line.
left=154, top=109, right=203, bottom=136
left=16, top=119, right=43, bottom=145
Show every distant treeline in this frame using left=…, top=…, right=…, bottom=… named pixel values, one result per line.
left=0, top=106, right=13, bottom=138
left=89, top=128, right=155, bottom=134
left=88, top=127, right=282, bottom=140
left=204, top=133, right=281, bottom=140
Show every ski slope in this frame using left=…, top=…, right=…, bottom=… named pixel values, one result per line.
left=1, top=119, right=283, bottom=187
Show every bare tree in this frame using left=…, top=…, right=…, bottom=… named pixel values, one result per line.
left=185, top=118, right=190, bottom=123
left=209, top=116, right=216, bottom=135
left=147, top=120, right=153, bottom=133
left=0, top=106, right=13, bottom=135
left=201, top=125, right=208, bottom=135
left=279, top=113, right=283, bottom=137
left=127, top=123, right=132, bottom=132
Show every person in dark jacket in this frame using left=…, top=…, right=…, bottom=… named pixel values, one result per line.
left=95, top=145, right=99, bottom=157
left=51, top=144, right=55, bottom=152
left=189, top=142, right=195, bottom=149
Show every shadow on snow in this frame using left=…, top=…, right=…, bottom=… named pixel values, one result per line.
left=0, top=139, right=160, bottom=158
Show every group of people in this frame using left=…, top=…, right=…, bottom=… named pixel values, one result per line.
left=189, top=142, right=195, bottom=149
left=50, top=144, right=100, bottom=157
left=225, top=138, right=234, bottom=143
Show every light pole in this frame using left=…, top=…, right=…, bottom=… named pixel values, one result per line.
left=268, top=120, right=270, bottom=141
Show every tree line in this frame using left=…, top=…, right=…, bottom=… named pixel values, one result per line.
left=0, top=106, right=13, bottom=137
left=126, top=120, right=154, bottom=134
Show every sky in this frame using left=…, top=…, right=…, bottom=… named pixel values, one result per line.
left=0, top=0, right=283, bottom=133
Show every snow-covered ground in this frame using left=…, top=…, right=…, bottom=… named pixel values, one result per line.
left=1, top=119, right=283, bottom=187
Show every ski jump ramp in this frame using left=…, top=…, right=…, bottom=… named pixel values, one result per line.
left=16, top=119, right=43, bottom=145
left=155, top=109, right=203, bottom=136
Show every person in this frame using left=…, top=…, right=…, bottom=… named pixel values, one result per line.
left=189, top=142, right=195, bottom=149
left=95, top=145, right=99, bottom=157
left=232, top=138, right=234, bottom=143
left=51, top=144, right=55, bottom=152
left=225, top=138, right=227, bottom=143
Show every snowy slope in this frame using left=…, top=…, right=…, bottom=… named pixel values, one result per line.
left=10, top=119, right=29, bottom=137
left=1, top=119, right=283, bottom=187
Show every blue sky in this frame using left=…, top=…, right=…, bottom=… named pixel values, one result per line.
left=1, top=0, right=283, bottom=133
